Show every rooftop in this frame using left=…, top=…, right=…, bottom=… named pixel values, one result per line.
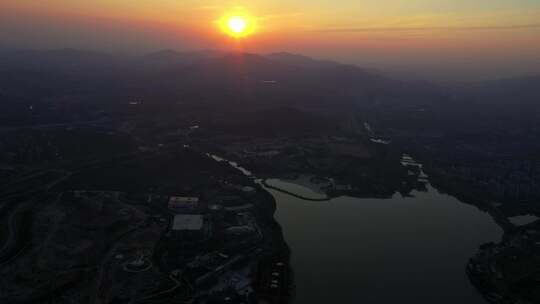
left=169, top=196, right=199, bottom=203
left=172, top=214, right=204, bottom=231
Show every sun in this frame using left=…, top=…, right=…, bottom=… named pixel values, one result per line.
left=228, top=17, right=247, bottom=35
left=218, top=13, right=256, bottom=38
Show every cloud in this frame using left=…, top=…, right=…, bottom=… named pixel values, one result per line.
left=312, top=23, right=540, bottom=33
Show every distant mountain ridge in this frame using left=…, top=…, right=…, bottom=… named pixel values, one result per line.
left=0, top=47, right=538, bottom=112
left=466, top=75, right=540, bottom=106
left=141, top=49, right=227, bottom=67
left=265, top=52, right=342, bottom=69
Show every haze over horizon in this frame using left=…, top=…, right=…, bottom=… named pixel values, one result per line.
left=1, top=0, right=540, bottom=81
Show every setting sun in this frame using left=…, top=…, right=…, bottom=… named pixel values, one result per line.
left=228, top=17, right=247, bottom=34
left=218, top=12, right=257, bottom=38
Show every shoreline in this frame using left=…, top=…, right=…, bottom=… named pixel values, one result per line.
left=261, top=179, right=331, bottom=202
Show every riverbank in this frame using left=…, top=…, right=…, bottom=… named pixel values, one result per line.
left=262, top=179, right=330, bottom=202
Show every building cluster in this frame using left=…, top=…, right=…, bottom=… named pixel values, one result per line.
left=159, top=190, right=271, bottom=303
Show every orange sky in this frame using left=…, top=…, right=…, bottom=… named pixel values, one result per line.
left=1, top=1, right=539, bottom=80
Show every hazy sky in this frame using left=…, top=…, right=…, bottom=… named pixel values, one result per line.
left=1, top=1, right=540, bottom=81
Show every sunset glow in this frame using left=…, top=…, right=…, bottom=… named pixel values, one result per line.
left=1, top=1, right=540, bottom=79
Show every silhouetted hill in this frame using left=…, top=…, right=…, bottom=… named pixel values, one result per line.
left=141, top=49, right=225, bottom=67
left=0, top=48, right=120, bottom=70
left=0, top=48, right=448, bottom=108
left=153, top=51, right=448, bottom=109
left=266, top=52, right=341, bottom=69
left=5, top=47, right=526, bottom=128
left=1, top=47, right=538, bottom=135
left=465, top=75, right=540, bottom=107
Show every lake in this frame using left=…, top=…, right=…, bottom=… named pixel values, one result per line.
left=266, top=180, right=502, bottom=304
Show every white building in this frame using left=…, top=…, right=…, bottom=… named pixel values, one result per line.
left=171, top=214, right=206, bottom=240
left=172, top=214, right=204, bottom=231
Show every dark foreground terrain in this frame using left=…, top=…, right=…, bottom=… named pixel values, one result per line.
left=1, top=49, right=539, bottom=303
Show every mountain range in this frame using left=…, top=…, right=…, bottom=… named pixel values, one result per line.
left=0, top=48, right=538, bottom=129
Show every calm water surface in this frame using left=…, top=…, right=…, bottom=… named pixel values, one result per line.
left=267, top=180, right=501, bottom=304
